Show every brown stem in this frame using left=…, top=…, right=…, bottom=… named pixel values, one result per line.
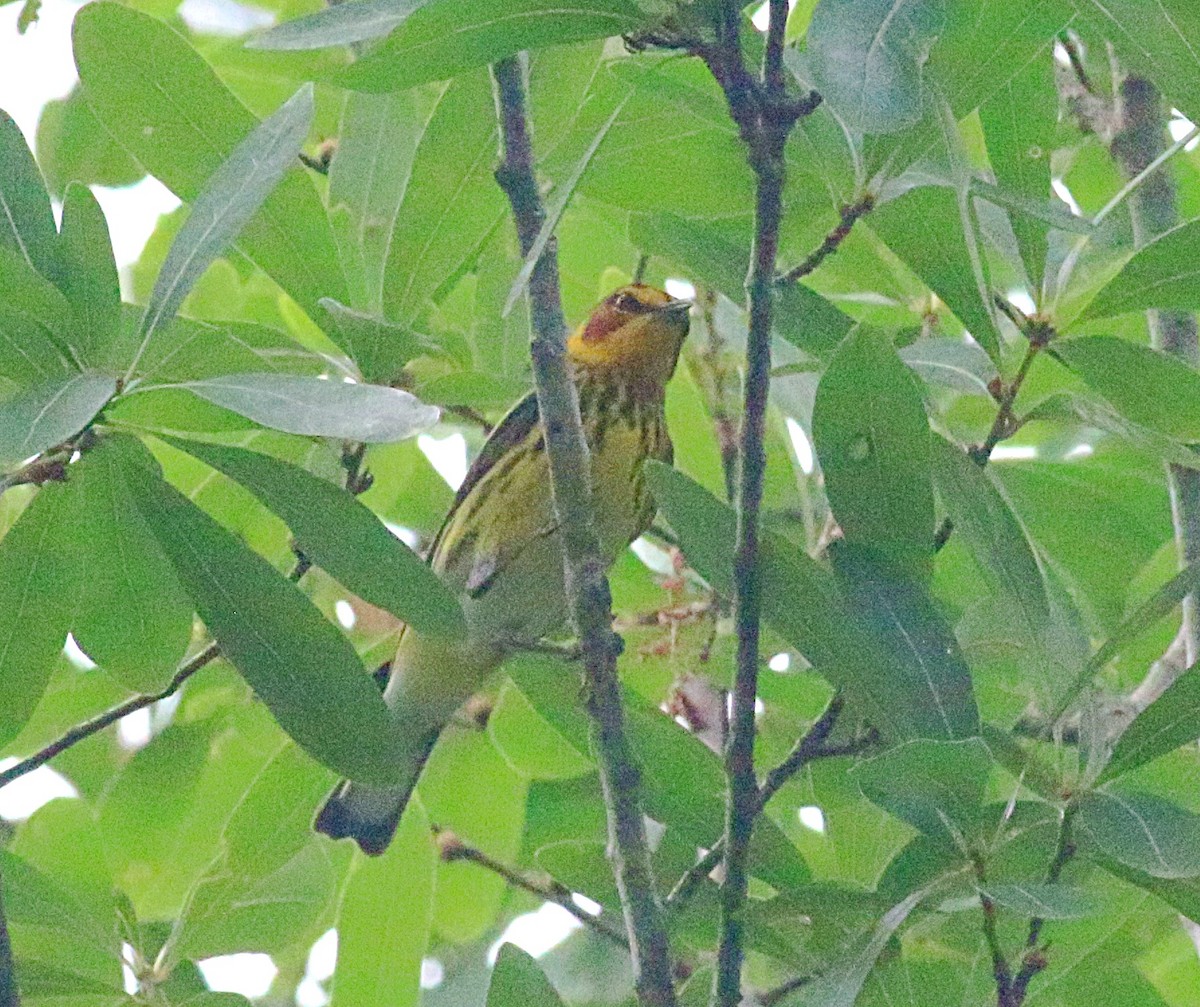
left=490, top=55, right=677, bottom=1007
left=777, top=195, right=876, bottom=285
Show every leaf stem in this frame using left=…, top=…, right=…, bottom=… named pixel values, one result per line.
left=777, top=194, right=876, bottom=285
left=490, top=55, right=677, bottom=1007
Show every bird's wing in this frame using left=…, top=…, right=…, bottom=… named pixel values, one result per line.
left=428, top=391, right=558, bottom=599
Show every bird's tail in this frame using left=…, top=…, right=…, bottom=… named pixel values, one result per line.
left=314, top=728, right=439, bottom=855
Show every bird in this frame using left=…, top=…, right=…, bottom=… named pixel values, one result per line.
left=315, top=283, right=692, bottom=854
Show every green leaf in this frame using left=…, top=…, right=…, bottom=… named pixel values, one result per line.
left=334, top=0, right=654, bottom=92
left=176, top=743, right=338, bottom=957
left=56, top=184, right=120, bottom=366
left=806, top=0, right=946, bottom=134
left=1072, top=0, right=1200, bottom=126
left=252, top=0, right=431, bottom=50
left=978, top=882, right=1102, bottom=919
left=978, top=55, right=1056, bottom=289
left=177, top=373, right=440, bottom=442
left=162, top=437, right=464, bottom=639
left=853, top=737, right=991, bottom=844
left=930, top=435, right=1051, bottom=641
left=487, top=944, right=566, bottom=1007
left=1051, top=336, right=1200, bottom=443
left=869, top=183, right=1000, bottom=360
left=120, top=450, right=401, bottom=785
left=382, top=71, right=506, bottom=325
left=1080, top=219, right=1200, bottom=320
left=1076, top=790, right=1200, bottom=879
left=645, top=462, right=978, bottom=741
left=0, top=371, right=115, bottom=467
left=73, top=2, right=347, bottom=321
left=0, top=243, right=83, bottom=382
left=898, top=337, right=998, bottom=396
left=331, top=798, right=436, bottom=1006
left=790, top=889, right=925, bottom=1007
left=1104, top=665, right=1200, bottom=781
left=319, top=299, right=438, bottom=385
left=34, top=87, right=144, bottom=198
left=488, top=678, right=593, bottom=780
left=1092, top=854, right=1200, bottom=922
left=130, top=85, right=315, bottom=376
left=0, top=107, right=58, bottom=281
left=0, top=482, right=78, bottom=747
left=67, top=436, right=194, bottom=692
left=812, top=326, right=934, bottom=577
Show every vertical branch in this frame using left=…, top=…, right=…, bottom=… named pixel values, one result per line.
left=490, top=56, right=677, bottom=1007
left=702, top=4, right=814, bottom=1004
left=1111, top=76, right=1200, bottom=673
left=0, top=871, right=17, bottom=1007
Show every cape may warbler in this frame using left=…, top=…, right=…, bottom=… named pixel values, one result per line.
left=316, top=283, right=691, bottom=854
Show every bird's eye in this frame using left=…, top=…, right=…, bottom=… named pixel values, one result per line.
left=613, top=293, right=637, bottom=312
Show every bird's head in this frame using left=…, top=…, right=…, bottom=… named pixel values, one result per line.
left=566, top=284, right=691, bottom=393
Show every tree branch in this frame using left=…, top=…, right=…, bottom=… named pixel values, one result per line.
left=0, top=868, right=18, bottom=1007
left=1111, top=75, right=1200, bottom=672
left=693, top=6, right=814, bottom=1003
left=436, top=828, right=628, bottom=949
left=490, top=55, right=677, bottom=1007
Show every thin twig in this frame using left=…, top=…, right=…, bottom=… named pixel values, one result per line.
left=0, top=643, right=220, bottom=792
left=665, top=698, right=866, bottom=909
left=1057, top=32, right=1093, bottom=95
left=437, top=830, right=628, bottom=949
left=777, top=195, right=876, bottom=285
left=759, top=972, right=815, bottom=1007
left=490, top=55, right=677, bottom=1007
left=971, top=338, right=1043, bottom=467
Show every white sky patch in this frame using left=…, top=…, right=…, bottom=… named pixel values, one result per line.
left=420, top=957, right=445, bottom=989
left=631, top=535, right=675, bottom=575
left=0, top=760, right=77, bottom=820
left=419, top=432, right=468, bottom=491
left=198, top=953, right=278, bottom=998
left=118, top=707, right=153, bottom=750
left=769, top=652, right=791, bottom=672
left=664, top=277, right=696, bottom=302
left=489, top=903, right=582, bottom=964
left=0, top=0, right=81, bottom=141
left=334, top=599, right=357, bottom=629
left=178, top=0, right=273, bottom=35
left=989, top=444, right=1038, bottom=462
left=785, top=416, right=815, bottom=475
left=1065, top=442, right=1094, bottom=460
left=296, top=929, right=336, bottom=1007
left=572, top=892, right=603, bottom=917
left=750, top=0, right=795, bottom=31
left=1006, top=288, right=1036, bottom=317
left=121, top=943, right=138, bottom=995
left=64, top=634, right=97, bottom=670
left=1051, top=178, right=1084, bottom=217
left=384, top=521, right=420, bottom=548
left=1170, top=112, right=1200, bottom=151
left=798, top=805, right=826, bottom=833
